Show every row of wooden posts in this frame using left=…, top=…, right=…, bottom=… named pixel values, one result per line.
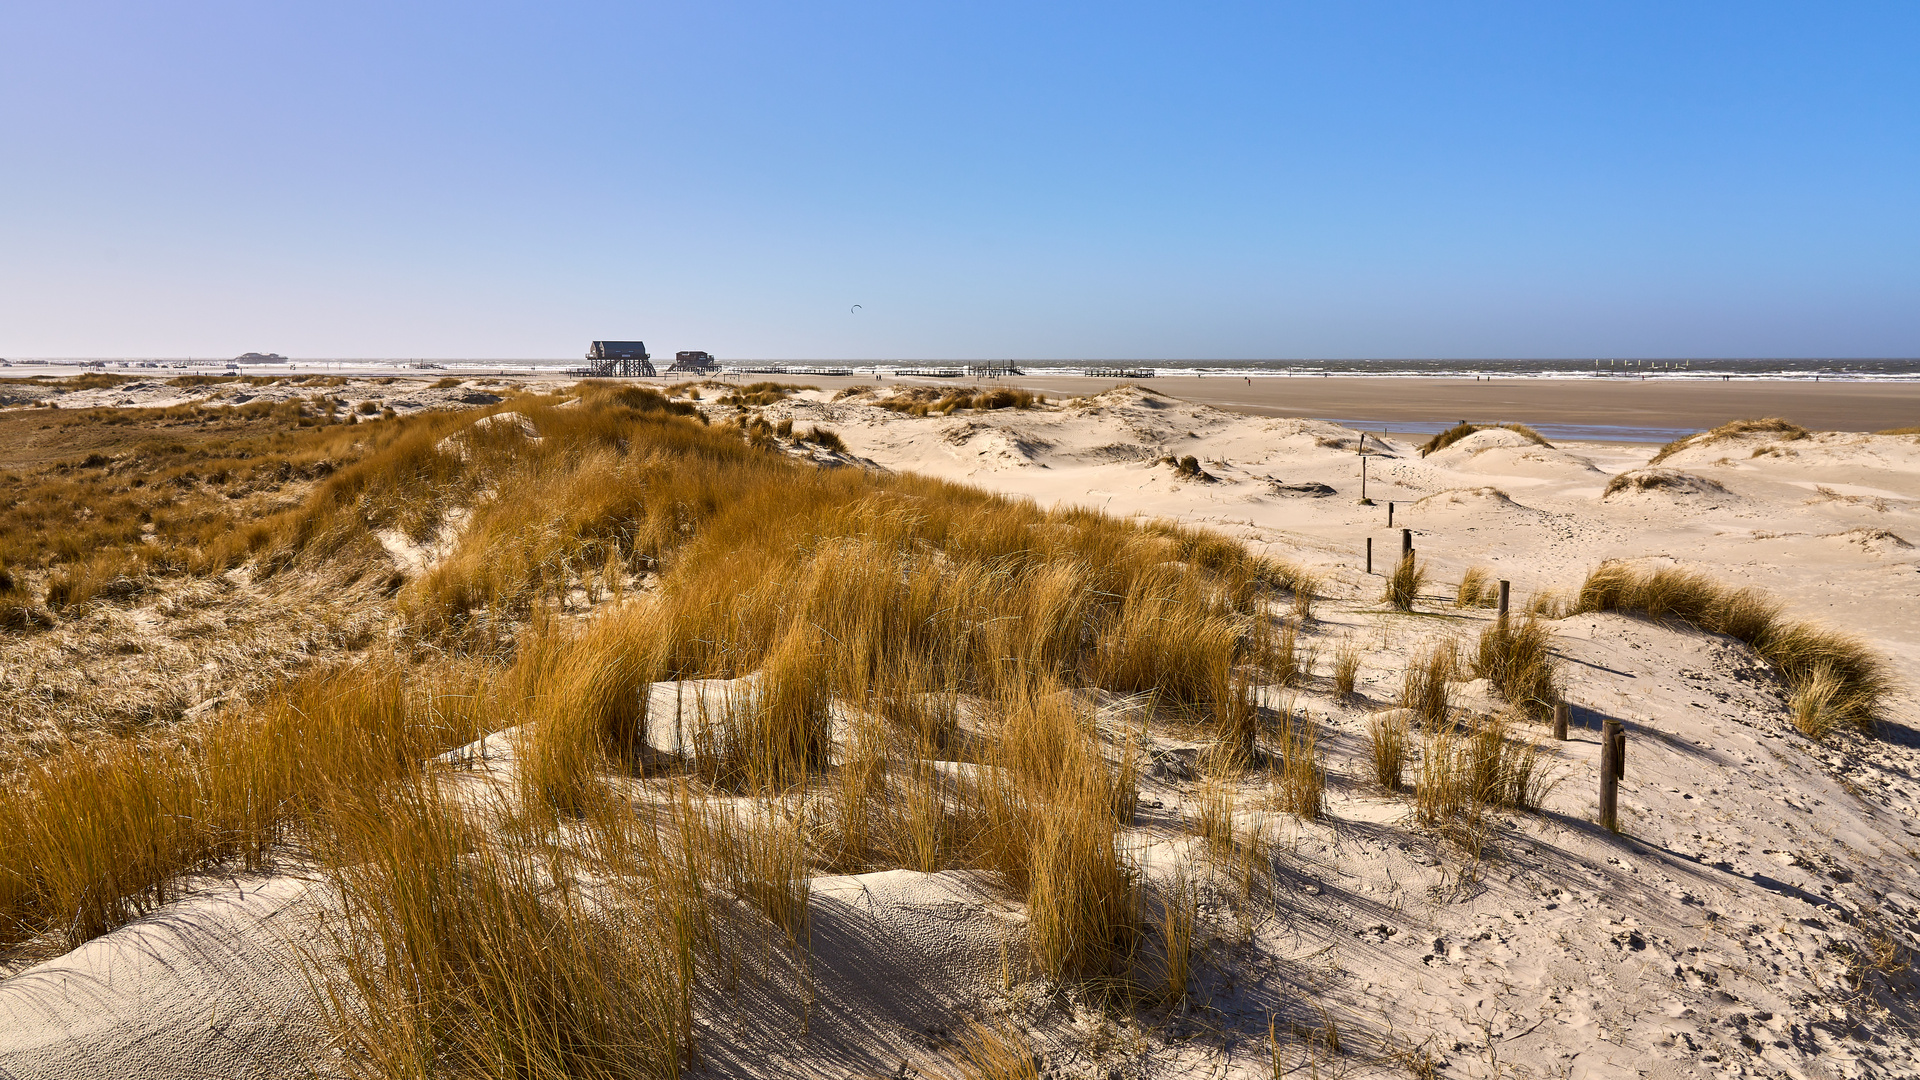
left=1362, top=514, right=1626, bottom=832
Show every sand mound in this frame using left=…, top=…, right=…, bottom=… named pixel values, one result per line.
left=1410, top=486, right=1532, bottom=513
left=1823, top=527, right=1915, bottom=555
left=1649, top=417, right=1808, bottom=465
left=1602, top=469, right=1732, bottom=501
left=0, top=875, right=329, bottom=1080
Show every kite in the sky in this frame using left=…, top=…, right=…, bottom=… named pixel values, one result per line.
left=850, top=304, right=862, bottom=313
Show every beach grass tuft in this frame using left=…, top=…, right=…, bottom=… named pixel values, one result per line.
left=1571, top=562, right=1889, bottom=735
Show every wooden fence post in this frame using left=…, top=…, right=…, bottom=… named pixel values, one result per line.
left=1497, top=580, right=1510, bottom=625
left=1366, top=537, right=1373, bottom=575
left=1387, top=501, right=1394, bottom=528
left=1599, top=718, right=1622, bottom=832
left=1401, top=528, right=1412, bottom=559
left=1552, top=700, right=1569, bottom=741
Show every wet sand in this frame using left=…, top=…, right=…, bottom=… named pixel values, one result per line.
left=740, top=374, right=1920, bottom=437
left=996, top=375, right=1920, bottom=435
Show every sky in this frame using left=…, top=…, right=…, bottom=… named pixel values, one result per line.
left=2, top=2, right=1917, bottom=360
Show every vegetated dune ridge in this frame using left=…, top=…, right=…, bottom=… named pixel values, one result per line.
left=0, top=380, right=1912, bottom=1079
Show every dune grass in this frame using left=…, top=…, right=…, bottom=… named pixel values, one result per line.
left=1331, top=636, right=1361, bottom=699
left=1454, top=566, right=1500, bottom=608
left=1366, top=709, right=1409, bottom=791
left=0, top=657, right=492, bottom=948
left=1649, top=417, right=1807, bottom=465
left=842, top=385, right=1046, bottom=416
left=1416, top=715, right=1549, bottom=828
left=1399, top=638, right=1458, bottom=727
left=2, top=379, right=1314, bottom=1058
left=1383, top=553, right=1426, bottom=611
left=1571, top=562, right=1890, bottom=735
left=1472, top=616, right=1559, bottom=721
left=1417, top=422, right=1551, bottom=457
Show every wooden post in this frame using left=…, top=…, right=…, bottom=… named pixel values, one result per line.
left=1599, top=718, right=1621, bottom=832
left=1497, top=580, right=1510, bottom=625
left=1366, top=536, right=1373, bottom=575
left=1552, top=700, right=1569, bottom=741
left=1361, top=454, right=1368, bottom=501
left=1387, top=501, right=1394, bottom=528
left=1401, top=528, right=1412, bottom=559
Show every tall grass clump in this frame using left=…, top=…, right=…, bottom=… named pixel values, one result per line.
left=1415, top=716, right=1548, bottom=829
left=1571, top=562, right=1890, bottom=734
left=314, top=780, right=697, bottom=1080
left=1399, top=639, right=1458, bottom=727
left=1366, top=710, right=1409, bottom=792
left=1331, top=637, right=1361, bottom=699
left=1472, top=616, right=1559, bottom=720
left=0, top=657, right=492, bottom=948
left=1454, top=566, right=1500, bottom=608
left=1383, top=553, right=1425, bottom=610
left=1270, top=709, right=1325, bottom=818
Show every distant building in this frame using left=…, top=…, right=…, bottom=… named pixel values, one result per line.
left=667, top=350, right=719, bottom=374
left=582, top=341, right=657, bottom=378
left=234, top=352, right=288, bottom=363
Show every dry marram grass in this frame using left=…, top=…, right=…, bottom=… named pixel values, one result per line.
left=2, top=385, right=1321, bottom=1073
left=1572, top=561, right=1889, bottom=735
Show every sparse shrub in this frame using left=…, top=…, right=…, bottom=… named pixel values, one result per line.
left=313, top=778, right=698, bottom=1080
left=1149, top=872, right=1197, bottom=1007
left=718, top=381, right=817, bottom=407
left=775, top=417, right=794, bottom=438
left=866, top=386, right=1045, bottom=415
left=951, top=1023, right=1043, bottom=1080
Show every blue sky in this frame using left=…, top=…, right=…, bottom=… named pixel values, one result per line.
left=2, top=2, right=1916, bottom=359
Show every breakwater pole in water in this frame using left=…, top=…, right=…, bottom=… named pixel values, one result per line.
left=1600, top=718, right=1625, bottom=832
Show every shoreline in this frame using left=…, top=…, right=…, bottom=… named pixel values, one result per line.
left=944, top=374, right=1920, bottom=436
